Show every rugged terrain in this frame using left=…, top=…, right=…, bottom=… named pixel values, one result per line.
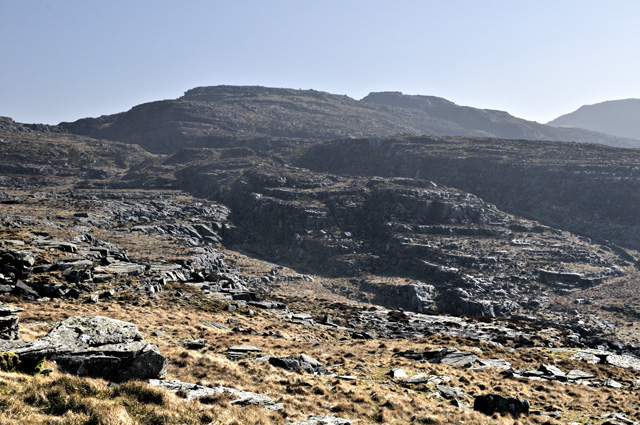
left=1, top=87, right=640, bottom=424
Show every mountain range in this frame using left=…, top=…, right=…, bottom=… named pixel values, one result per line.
left=58, top=85, right=640, bottom=153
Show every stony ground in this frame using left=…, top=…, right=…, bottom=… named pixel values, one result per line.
left=1, top=128, right=640, bottom=424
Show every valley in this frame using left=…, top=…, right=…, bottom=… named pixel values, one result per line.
left=1, top=86, right=640, bottom=424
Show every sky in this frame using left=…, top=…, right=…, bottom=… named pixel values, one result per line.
left=1, top=0, right=640, bottom=125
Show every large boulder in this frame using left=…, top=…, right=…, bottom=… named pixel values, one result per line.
left=473, top=394, right=530, bottom=417
left=0, top=315, right=167, bottom=382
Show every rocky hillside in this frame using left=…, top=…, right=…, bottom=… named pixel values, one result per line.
left=2, top=127, right=640, bottom=424
left=549, top=98, right=640, bottom=140
left=58, top=85, right=640, bottom=152
left=299, top=136, right=640, bottom=254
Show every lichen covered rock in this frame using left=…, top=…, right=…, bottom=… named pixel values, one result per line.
left=0, top=315, right=167, bottom=382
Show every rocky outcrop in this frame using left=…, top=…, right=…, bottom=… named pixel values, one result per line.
left=0, top=116, right=67, bottom=134
left=0, top=316, right=167, bottom=382
left=0, top=303, right=22, bottom=340
left=300, top=136, right=640, bottom=253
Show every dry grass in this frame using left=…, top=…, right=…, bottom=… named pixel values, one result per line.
left=3, top=294, right=638, bottom=425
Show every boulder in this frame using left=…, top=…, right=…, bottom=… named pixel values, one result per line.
left=473, top=394, right=530, bottom=417
left=268, top=354, right=327, bottom=374
left=0, top=303, right=23, bottom=340
left=388, top=368, right=408, bottom=379
left=0, top=315, right=167, bottom=382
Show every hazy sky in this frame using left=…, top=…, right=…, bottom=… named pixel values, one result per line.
left=2, top=0, right=639, bottom=125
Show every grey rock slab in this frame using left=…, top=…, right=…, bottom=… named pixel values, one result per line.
left=565, top=369, right=596, bottom=380
left=199, top=320, right=230, bottom=330
left=470, top=358, right=512, bottom=370
left=538, top=364, right=566, bottom=378
left=228, top=345, right=262, bottom=353
left=180, top=338, right=208, bottom=350
left=441, top=351, right=479, bottom=368
left=604, top=378, right=623, bottom=389
left=402, top=373, right=431, bottom=384
left=0, top=315, right=167, bottom=382
left=403, top=374, right=450, bottom=385
left=149, top=379, right=283, bottom=411
left=287, top=416, right=354, bottom=425
left=605, top=354, right=640, bottom=371
left=601, top=413, right=640, bottom=425
left=437, top=385, right=466, bottom=399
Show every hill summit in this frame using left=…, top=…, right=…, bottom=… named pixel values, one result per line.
left=548, top=98, right=640, bottom=141
left=59, top=85, right=640, bottom=153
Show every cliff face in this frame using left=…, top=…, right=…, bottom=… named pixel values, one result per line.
left=58, top=85, right=640, bottom=153
left=299, top=136, right=640, bottom=253
left=112, top=147, right=626, bottom=318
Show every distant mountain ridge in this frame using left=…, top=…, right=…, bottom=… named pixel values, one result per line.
left=58, top=85, right=640, bottom=153
left=548, top=98, right=640, bottom=141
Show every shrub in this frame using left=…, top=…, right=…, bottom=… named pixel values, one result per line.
left=0, top=352, right=21, bottom=372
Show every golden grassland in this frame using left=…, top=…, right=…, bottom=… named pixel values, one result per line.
left=1, top=289, right=639, bottom=425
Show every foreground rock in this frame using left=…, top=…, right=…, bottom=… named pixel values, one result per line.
left=0, top=315, right=167, bottom=382
left=149, top=379, right=283, bottom=411
left=473, top=394, right=530, bottom=418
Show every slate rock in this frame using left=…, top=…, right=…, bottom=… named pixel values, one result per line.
left=470, top=358, right=512, bottom=370
left=566, top=369, right=596, bottom=380
left=181, top=338, right=208, bottom=350
left=227, top=345, right=262, bottom=360
left=473, top=393, right=530, bottom=417
left=605, top=353, right=640, bottom=371
left=0, top=315, right=167, bottom=382
left=12, top=280, right=39, bottom=299
left=149, top=379, right=283, bottom=411
left=604, top=378, right=623, bottom=389
left=437, top=385, right=465, bottom=399
left=601, top=413, right=640, bottom=425
left=422, top=347, right=479, bottom=368
left=287, top=416, right=354, bottom=425
left=538, top=364, right=566, bottom=380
